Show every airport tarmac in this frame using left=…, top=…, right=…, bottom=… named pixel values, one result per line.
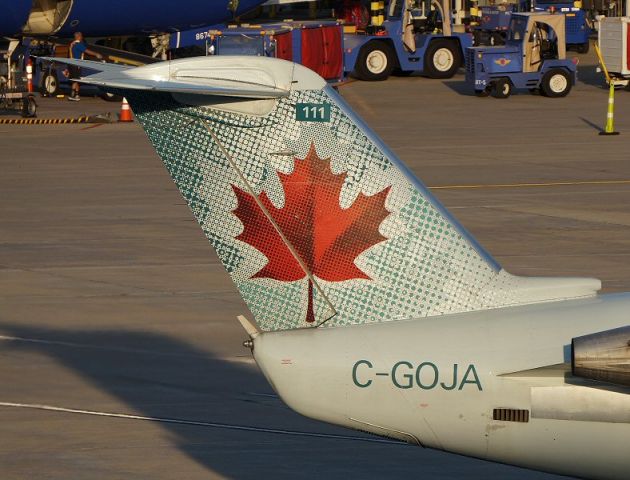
left=2, top=52, right=629, bottom=479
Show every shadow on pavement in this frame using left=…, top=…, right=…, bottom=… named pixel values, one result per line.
left=579, top=116, right=604, bottom=133
left=0, top=323, right=565, bottom=480
left=442, top=80, right=471, bottom=96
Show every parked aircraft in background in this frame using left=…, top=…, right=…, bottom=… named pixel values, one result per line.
left=0, top=0, right=268, bottom=38
left=60, top=55, right=630, bottom=480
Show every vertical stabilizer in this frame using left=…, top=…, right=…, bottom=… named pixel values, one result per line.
left=74, top=56, right=600, bottom=331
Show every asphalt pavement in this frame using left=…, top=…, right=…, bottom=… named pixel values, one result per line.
left=1, top=50, right=629, bottom=479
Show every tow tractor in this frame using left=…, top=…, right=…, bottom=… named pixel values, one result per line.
left=472, top=2, right=522, bottom=47
left=0, top=39, right=36, bottom=117
left=168, top=0, right=473, bottom=81
left=466, top=12, right=577, bottom=98
left=472, top=0, right=591, bottom=53
left=534, top=0, right=591, bottom=53
left=343, top=0, right=472, bottom=80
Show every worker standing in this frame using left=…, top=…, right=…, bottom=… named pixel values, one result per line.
left=67, top=32, right=103, bottom=101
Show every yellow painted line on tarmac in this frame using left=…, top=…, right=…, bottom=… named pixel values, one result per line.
left=429, top=180, right=630, bottom=190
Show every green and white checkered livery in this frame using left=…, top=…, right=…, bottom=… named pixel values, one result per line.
left=68, top=56, right=596, bottom=332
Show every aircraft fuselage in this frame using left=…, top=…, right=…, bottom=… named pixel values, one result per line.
left=253, top=293, right=630, bottom=480
left=1, top=0, right=267, bottom=38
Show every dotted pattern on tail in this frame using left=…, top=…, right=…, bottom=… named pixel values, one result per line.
left=126, top=89, right=532, bottom=331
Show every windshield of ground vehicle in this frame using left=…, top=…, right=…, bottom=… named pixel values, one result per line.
left=507, top=16, right=528, bottom=41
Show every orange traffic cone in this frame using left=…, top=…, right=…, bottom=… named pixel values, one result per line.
left=119, top=97, right=133, bottom=122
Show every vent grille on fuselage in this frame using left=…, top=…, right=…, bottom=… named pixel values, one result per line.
left=493, top=408, right=530, bottom=422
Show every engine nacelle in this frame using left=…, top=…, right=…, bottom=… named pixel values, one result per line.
left=572, top=326, right=630, bottom=387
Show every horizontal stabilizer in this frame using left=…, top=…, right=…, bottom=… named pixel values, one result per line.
left=51, top=56, right=325, bottom=99
left=38, top=57, right=132, bottom=77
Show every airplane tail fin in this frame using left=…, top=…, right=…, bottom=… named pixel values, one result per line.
left=74, top=56, right=600, bottom=331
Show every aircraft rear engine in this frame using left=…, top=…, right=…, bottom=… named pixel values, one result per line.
left=23, top=0, right=73, bottom=35
left=572, top=326, right=630, bottom=387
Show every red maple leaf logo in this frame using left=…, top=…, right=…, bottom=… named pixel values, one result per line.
left=232, top=143, right=390, bottom=323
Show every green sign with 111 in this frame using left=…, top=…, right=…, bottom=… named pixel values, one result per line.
left=296, top=103, right=331, bottom=122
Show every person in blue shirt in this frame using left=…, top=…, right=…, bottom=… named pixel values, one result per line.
left=68, top=31, right=103, bottom=101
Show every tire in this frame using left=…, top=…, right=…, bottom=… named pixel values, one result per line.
left=576, top=42, right=590, bottom=54
left=100, top=91, right=123, bottom=102
left=41, top=71, right=59, bottom=97
left=491, top=78, right=512, bottom=98
left=354, top=42, right=394, bottom=81
left=21, top=96, right=37, bottom=118
left=424, top=40, right=462, bottom=79
left=541, top=69, right=572, bottom=98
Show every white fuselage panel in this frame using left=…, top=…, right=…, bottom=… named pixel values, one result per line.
left=253, top=294, right=630, bottom=480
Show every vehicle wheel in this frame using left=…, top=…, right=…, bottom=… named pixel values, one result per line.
left=41, top=71, right=59, bottom=97
left=491, top=78, right=512, bottom=98
left=424, top=40, right=462, bottom=79
left=100, top=91, right=123, bottom=102
left=541, top=69, right=572, bottom=98
left=22, top=96, right=37, bottom=118
left=354, top=42, right=394, bottom=81
left=576, top=42, right=590, bottom=54
left=475, top=87, right=490, bottom=97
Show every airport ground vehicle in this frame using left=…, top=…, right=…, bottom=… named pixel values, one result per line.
left=472, top=1, right=591, bottom=53
left=32, top=41, right=155, bottom=100
left=597, top=15, right=630, bottom=86
left=27, top=41, right=111, bottom=99
left=179, top=21, right=345, bottom=82
left=342, top=0, right=472, bottom=80
left=37, top=59, right=120, bottom=100
left=68, top=54, right=630, bottom=480
left=535, top=0, right=591, bottom=52
left=472, top=3, right=519, bottom=46
left=466, top=12, right=577, bottom=98
left=1, top=39, right=37, bottom=117
left=169, top=0, right=473, bottom=81
left=2, top=38, right=156, bottom=101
